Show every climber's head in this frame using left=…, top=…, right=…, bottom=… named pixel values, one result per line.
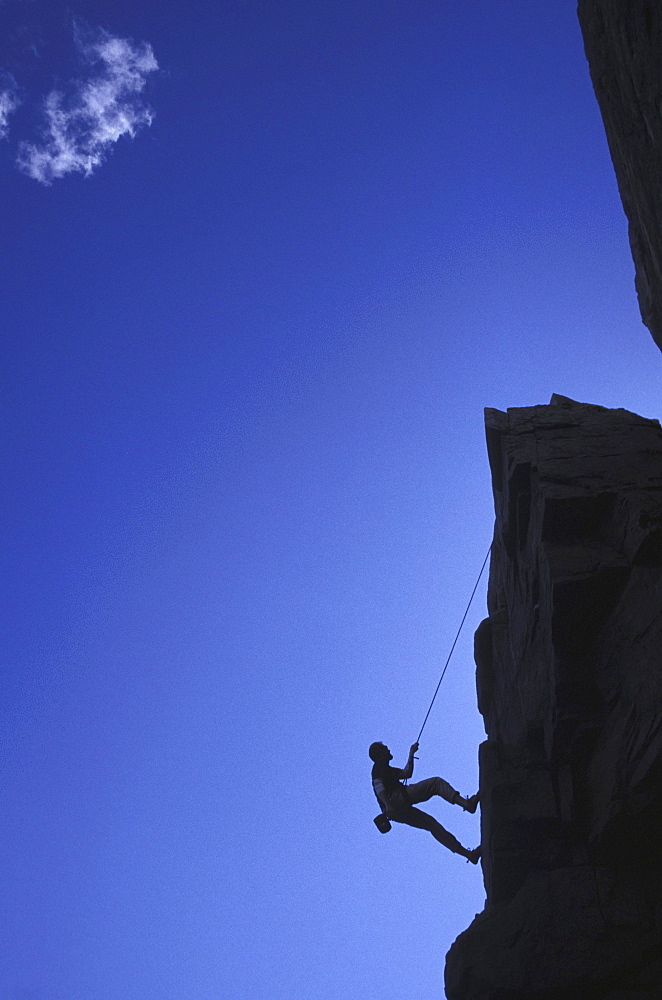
left=369, top=742, right=392, bottom=763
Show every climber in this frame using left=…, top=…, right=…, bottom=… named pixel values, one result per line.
left=370, top=741, right=481, bottom=863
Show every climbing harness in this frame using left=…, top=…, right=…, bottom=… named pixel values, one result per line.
left=415, top=543, right=492, bottom=743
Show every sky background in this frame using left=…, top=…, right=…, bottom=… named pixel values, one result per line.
left=2, top=1, right=661, bottom=998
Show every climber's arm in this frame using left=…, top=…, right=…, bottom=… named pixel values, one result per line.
left=372, top=777, right=389, bottom=813
left=394, top=742, right=419, bottom=780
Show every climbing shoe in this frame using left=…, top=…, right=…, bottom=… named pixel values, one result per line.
left=466, top=846, right=481, bottom=865
left=463, top=792, right=480, bottom=814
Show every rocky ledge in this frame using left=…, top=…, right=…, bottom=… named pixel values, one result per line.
left=445, top=395, right=662, bottom=1000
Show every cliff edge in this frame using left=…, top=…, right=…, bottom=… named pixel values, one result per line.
left=445, top=395, right=662, bottom=999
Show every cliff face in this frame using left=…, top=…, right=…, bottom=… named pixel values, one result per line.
left=445, top=395, right=662, bottom=1000
left=578, top=0, right=662, bottom=351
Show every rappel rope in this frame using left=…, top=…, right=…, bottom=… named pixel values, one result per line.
left=415, top=544, right=492, bottom=744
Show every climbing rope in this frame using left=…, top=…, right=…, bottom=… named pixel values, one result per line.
left=416, top=543, right=492, bottom=743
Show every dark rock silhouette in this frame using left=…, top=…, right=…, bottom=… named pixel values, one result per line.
left=578, top=0, right=662, bottom=351
left=445, top=395, right=662, bottom=999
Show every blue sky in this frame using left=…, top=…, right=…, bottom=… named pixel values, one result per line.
left=2, top=2, right=661, bottom=998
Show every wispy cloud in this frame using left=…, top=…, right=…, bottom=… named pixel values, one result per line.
left=17, top=25, right=158, bottom=184
left=0, top=79, right=20, bottom=139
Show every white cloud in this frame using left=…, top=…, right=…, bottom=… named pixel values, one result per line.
left=17, top=26, right=158, bottom=184
left=0, top=80, right=20, bottom=139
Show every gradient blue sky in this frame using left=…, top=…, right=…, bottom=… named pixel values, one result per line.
left=2, top=2, right=661, bottom=998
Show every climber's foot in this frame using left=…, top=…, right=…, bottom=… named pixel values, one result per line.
left=463, top=792, right=480, bottom=814
left=465, top=846, right=481, bottom=865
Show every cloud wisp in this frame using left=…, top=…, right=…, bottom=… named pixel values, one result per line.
left=17, top=26, right=158, bottom=184
left=0, top=78, right=20, bottom=139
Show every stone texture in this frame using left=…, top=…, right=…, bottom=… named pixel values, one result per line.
left=445, top=396, right=662, bottom=1000
left=578, top=0, right=662, bottom=351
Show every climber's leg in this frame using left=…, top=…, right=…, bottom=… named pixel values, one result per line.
left=392, top=806, right=479, bottom=861
left=406, top=776, right=457, bottom=805
left=406, top=777, right=480, bottom=814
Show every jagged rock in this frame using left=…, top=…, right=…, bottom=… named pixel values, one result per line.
left=445, top=396, right=662, bottom=1000
left=578, top=0, right=662, bottom=351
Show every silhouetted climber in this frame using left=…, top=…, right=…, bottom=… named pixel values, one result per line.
left=370, top=741, right=481, bottom=863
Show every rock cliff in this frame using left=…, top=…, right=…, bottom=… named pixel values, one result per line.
left=445, top=395, right=662, bottom=1000
left=578, top=0, right=662, bottom=351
